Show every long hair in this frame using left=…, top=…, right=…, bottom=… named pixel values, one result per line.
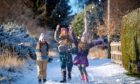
left=78, top=41, right=88, bottom=50
left=36, top=41, right=41, bottom=50
left=59, top=36, right=71, bottom=45
left=36, top=41, right=49, bottom=52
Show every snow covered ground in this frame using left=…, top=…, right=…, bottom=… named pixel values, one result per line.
left=13, top=58, right=140, bottom=84
left=0, top=23, right=140, bottom=84
left=0, top=25, right=140, bottom=84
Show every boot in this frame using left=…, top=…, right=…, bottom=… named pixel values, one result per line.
left=43, top=79, right=47, bottom=82
left=60, top=71, right=66, bottom=83
left=68, top=72, right=71, bottom=80
left=38, top=79, right=41, bottom=83
left=83, top=74, right=88, bottom=82
left=81, top=74, right=84, bottom=81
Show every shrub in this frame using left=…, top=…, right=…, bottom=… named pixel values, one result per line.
left=0, top=50, right=25, bottom=68
left=121, top=8, right=140, bottom=74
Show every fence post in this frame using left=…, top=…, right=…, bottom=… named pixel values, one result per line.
left=111, top=42, right=122, bottom=65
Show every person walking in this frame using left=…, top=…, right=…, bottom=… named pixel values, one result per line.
left=71, top=32, right=95, bottom=82
left=54, top=24, right=73, bottom=83
left=36, top=32, right=49, bottom=83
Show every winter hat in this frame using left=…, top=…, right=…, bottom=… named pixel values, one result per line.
left=39, top=32, right=47, bottom=43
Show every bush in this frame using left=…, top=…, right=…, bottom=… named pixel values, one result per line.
left=0, top=50, right=25, bottom=68
left=121, top=8, right=140, bottom=74
left=0, top=23, right=37, bottom=61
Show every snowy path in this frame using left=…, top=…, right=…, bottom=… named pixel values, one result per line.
left=14, top=58, right=140, bottom=84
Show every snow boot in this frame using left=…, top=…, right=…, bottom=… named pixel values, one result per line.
left=68, top=72, right=71, bottom=80
left=60, top=71, right=66, bottom=83
left=83, top=74, right=88, bottom=82
left=38, top=79, right=41, bottom=83
left=43, top=79, right=47, bottom=82
left=81, top=74, right=84, bottom=81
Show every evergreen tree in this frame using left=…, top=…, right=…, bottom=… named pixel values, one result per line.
left=32, top=0, right=60, bottom=17
left=51, top=0, right=71, bottom=25
left=45, top=0, right=60, bottom=17
left=30, top=0, right=61, bottom=28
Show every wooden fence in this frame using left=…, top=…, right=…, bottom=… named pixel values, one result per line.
left=111, top=42, right=122, bottom=65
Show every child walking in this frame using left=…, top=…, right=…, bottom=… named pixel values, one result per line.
left=36, top=32, right=49, bottom=83
left=71, top=32, right=95, bottom=82
left=54, top=24, right=73, bottom=83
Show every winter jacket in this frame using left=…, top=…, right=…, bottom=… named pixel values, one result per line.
left=71, top=33, right=95, bottom=67
left=54, top=28, right=73, bottom=53
left=36, top=42, right=49, bottom=61
left=72, top=36, right=106, bottom=66
left=54, top=28, right=74, bottom=70
left=58, top=44, right=72, bottom=53
left=73, top=43, right=94, bottom=67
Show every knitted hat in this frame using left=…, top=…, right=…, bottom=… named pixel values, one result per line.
left=39, top=32, right=47, bottom=43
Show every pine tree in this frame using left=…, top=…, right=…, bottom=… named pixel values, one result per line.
left=45, top=0, right=60, bottom=17
left=51, top=0, right=71, bottom=25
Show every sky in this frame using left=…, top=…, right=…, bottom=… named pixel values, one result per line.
left=69, top=0, right=86, bottom=14
left=69, top=0, right=102, bottom=15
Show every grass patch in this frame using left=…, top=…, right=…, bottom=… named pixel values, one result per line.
left=0, top=50, right=25, bottom=68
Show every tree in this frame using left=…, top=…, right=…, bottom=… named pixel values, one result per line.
left=45, top=0, right=61, bottom=17
left=51, top=0, right=71, bottom=25
left=33, top=0, right=72, bottom=28
left=31, top=0, right=61, bottom=28
left=71, top=11, right=84, bottom=37
left=102, top=0, right=140, bottom=39
left=71, top=4, right=99, bottom=38
left=32, top=0, right=60, bottom=17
